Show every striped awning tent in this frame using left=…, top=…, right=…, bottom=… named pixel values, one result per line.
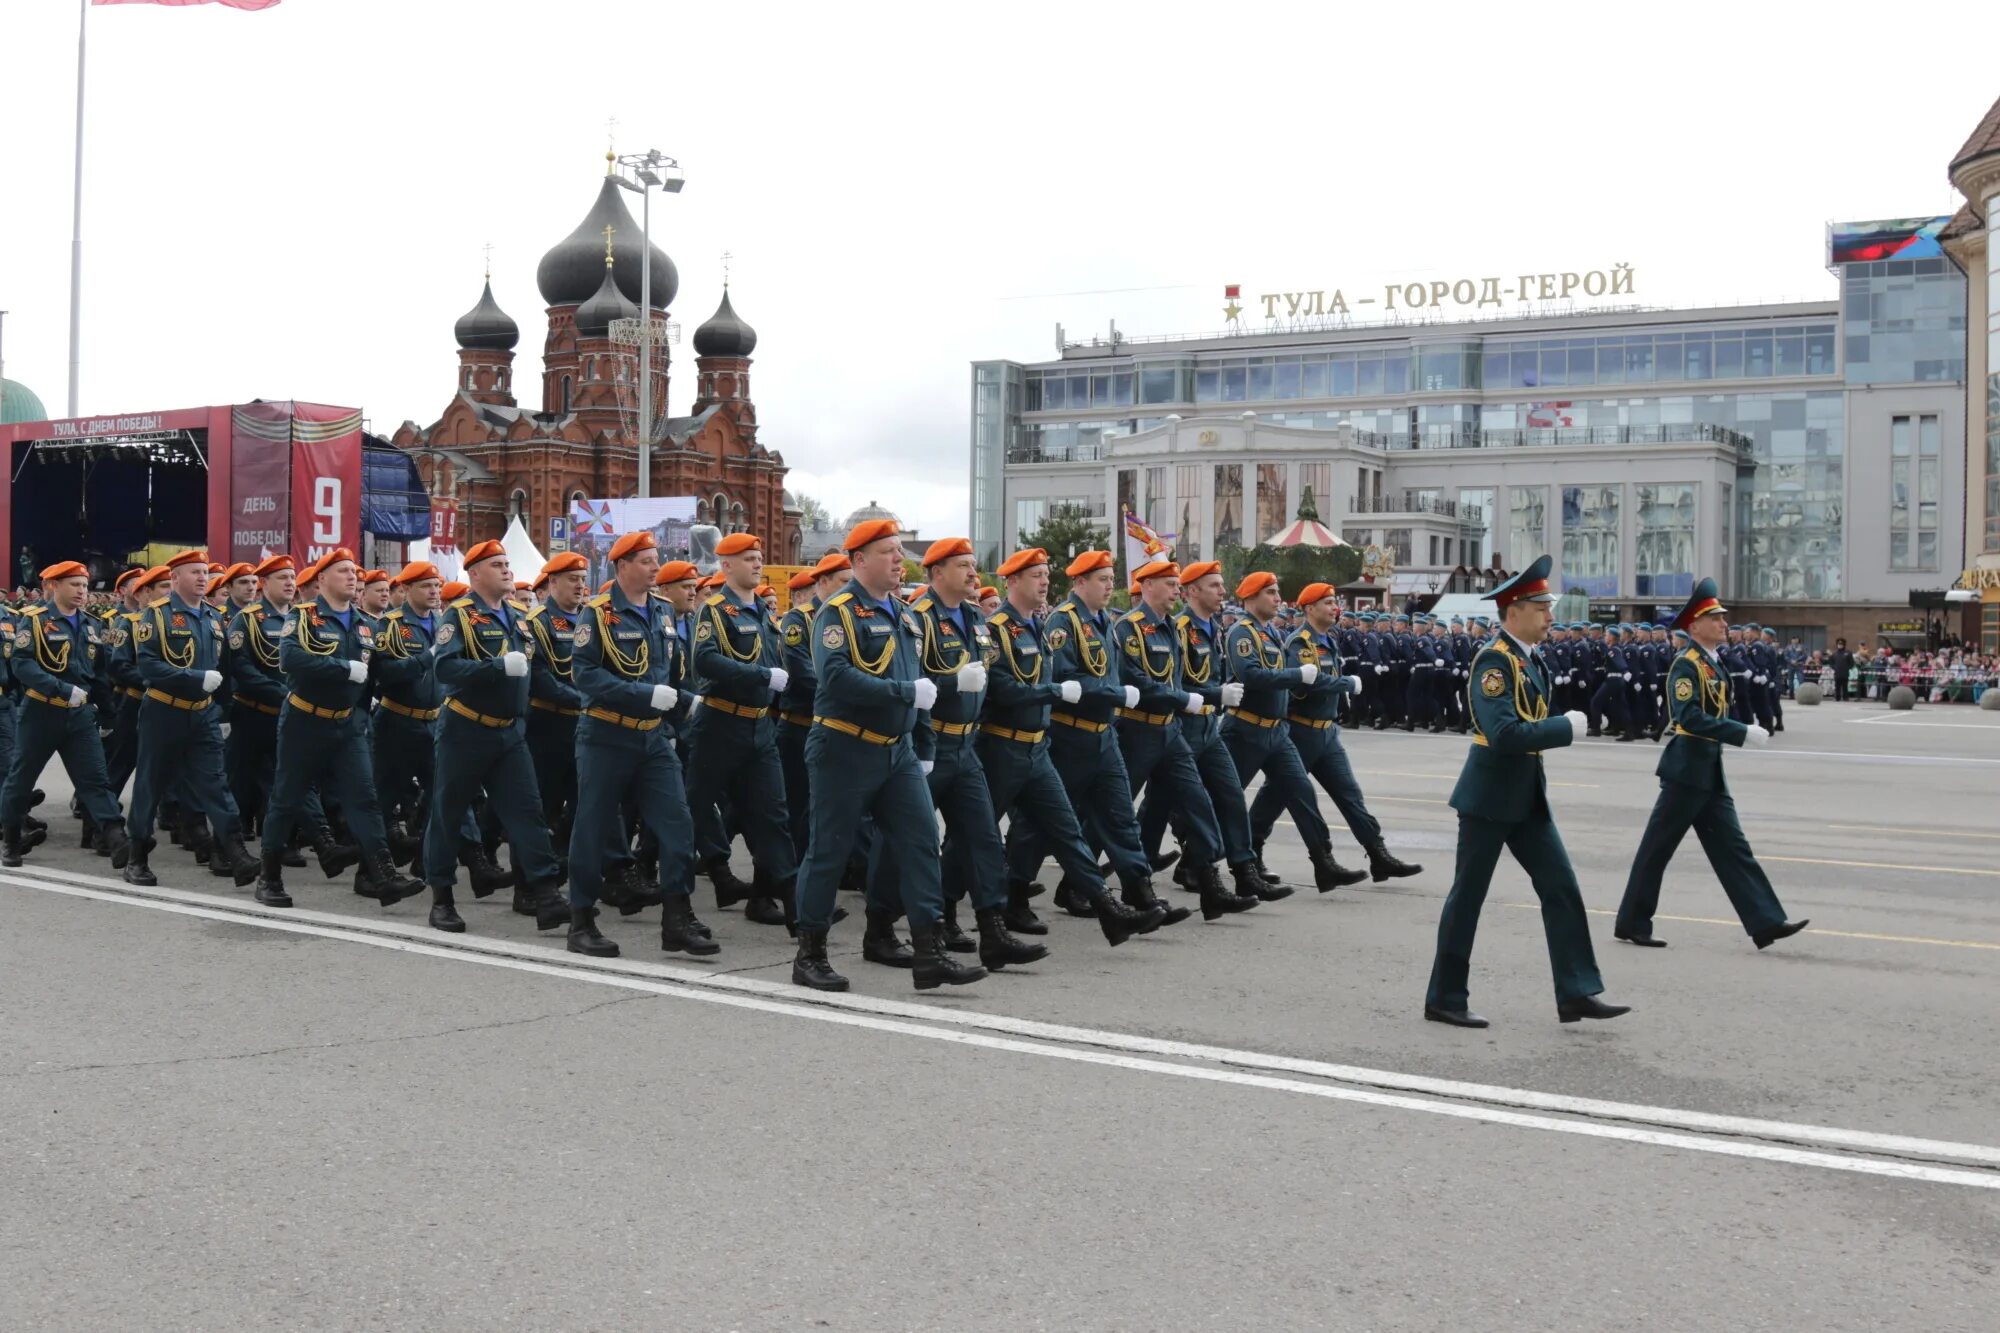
left=1269, top=517, right=1346, bottom=548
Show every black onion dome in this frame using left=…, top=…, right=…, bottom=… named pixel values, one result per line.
left=573, top=262, right=639, bottom=338
left=693, top=288, right=758, bottom=357
left=454, top=280, right=519, bottom=351
left=535, top=175, right=680, bottom=309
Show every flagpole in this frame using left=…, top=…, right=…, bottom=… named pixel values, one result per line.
left=67, top=0, right=87, bottom=417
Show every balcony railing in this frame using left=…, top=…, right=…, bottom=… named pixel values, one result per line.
left=1008, top=442, right=1105, bottom=465
left=1392, top=423, right=1752, bottom=453
left=1347, top=494, right=1484, bottom=522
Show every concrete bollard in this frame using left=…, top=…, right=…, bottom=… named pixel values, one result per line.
left=1887, top=685, right=1916, bottom=711
left=1981, top=690, right=2000, bottom=712
left=1796, top=683, right=1823, bottom=705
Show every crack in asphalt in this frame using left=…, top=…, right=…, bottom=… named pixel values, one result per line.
left=4, top=994, right=655, bottom=1079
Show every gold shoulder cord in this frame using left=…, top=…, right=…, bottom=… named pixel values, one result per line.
left=1178, top=618, right=1211, bottom=685
left=1127, top=618, right=1172, bottom=682
left=245, top=608, right=281, bottom=668
left=1488, top=639, right=1548, bottom=724
left=1064, top=606, right=1107, bottom=676
left=990, top=614, right=1033, bottom=683
left=596, top=602, right=649, bottom=677
left=838, top=600, right=893, bottom=677
left=156, top=605, right=194, bottom=669
left=33, top=613, right=70, bottom=674
left=533, top=615, right=573, bottom=680
left=293, top=607, right=338, bottom=657
left=707, top=599, right=762, bottom=664
left=921, top=608, right=970, bottom=674
left=455, top=603, right=486, bottom=661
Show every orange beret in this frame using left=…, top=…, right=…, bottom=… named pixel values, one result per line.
left=786, top=569, right=817, bottom=592
left=609, top=531, right=656, bottom=562
left=254, top=554, right=295, bottom=578
left=1132, top=559, right=1178, bottom=584
left=165, top=548, right=210, bottom=571
left=1296, top=582, right=1336, bottom=607
left=977, top=585, right=999, bottom=600
left=113, top=567, right=145, bottom=592
left=39, top=560, right=89, bottom=582
left=596, top=579, right=615, bottom=595
left=463, top=539, right=505, bottom=567
left=754, top=583, right=774, bottom=597
left=716, top=532, right=761, bottom=557
left=997, top=548, right=1050, bottom=578
left=295, top=554, right=327, bottom=584
left=811, top=552, right=851, bottom=578
left=921, top=537, right=974, bottom=568
left=1178, top=560, right=1221, bottom=586
left=1065, top=550, right=1113, bottom=579
left=698, top=572, right=726, bottom=589
left=132, top=565, right=171, bottom=595
left=440, top=580, right=470, bottom=601
left=654, top=560, right=700, bottom=585
left=842, top=517, right=901, bottom=553
left=539, top=552, right=588, bottom=580
left=392, top=560, right=441, bottom=587
left=360, top=568, right=390, bottom=585
left=218, top=562, right=254, bottom=584
left=204, top=574, right=227, bottom=597
left=320, top=547, right=358, bottom=569
left=1235, top=571, right=1277, bottom=600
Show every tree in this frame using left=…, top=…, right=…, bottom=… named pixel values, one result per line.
left=794, top=493, right=832, bottom=531
left=1019, top=506, right=1109, bottom=603
left=1217, top=542, right=1364, bottom=601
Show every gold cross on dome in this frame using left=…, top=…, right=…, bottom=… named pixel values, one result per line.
left=721, top=251, right=733, bottom=287
left=483, top=241, right=493, bottom=282
left=602, top=223, right=616, bottom=267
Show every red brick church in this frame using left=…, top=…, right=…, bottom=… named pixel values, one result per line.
left=392, top=159, right=802, bottom=559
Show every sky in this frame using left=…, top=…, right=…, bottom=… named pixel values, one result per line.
left=1, top=0, right=1995, bottom=543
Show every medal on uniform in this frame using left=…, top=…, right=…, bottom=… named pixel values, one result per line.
left=1674, top=678, right=1694, bottom=702
left=436, top=621, right=456, bottom=645
left=822, top=624, right=846, bottom=650
left=573, top=623, right=592, bottom=648
left=1480, top=667, right=1506, bottom=697
left=1046, top=627, right=1068, bottom=650
left=228, top=630, right=245, bottom=649
left=784, top=622, right=803, bottom=646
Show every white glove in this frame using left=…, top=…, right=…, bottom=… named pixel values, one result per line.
left=650, top=683, right=679, bottom=712
left=1561, top=709, right=1589, bottom=737
left=1754, top=675, right=1766, bottom=685
left=345, top=660, right=367, bottom=685
left=920, top=759, right=934, bottom=775
left=912, top=677, right=938, bottom=710
left=1434, top=658, right=1445, bottom=667
left=1622, top=672, right=1633, bottom=682
left=1651, top=684, right=1660, bottom=693
left=1298, top=663, right=1319, bottom=685
left=1220, top=682, right=1245, bottom=707
left=1122, top=685, right=1140, bottom=709
left=767, top=666, right=790, bottom=694
left=1374, top=664, right=1386, bottom=674
left=68, top=685, right=88, bottom=707
left=1344, top=675, right=1363, bottom=695
left=501, top=651, right=528, bottom=678
left=1744, top=724, right=1771, bottom=747
left=955, top=661, right=987, bottom=694
left=1058, top=680, right=1082, bottom=704
left=1182, top=692, right=1205, bottom=715
left=200, top=670, right=222, bottom=694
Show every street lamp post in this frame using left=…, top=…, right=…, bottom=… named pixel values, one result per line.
left=613, top=150, right=684, bottom=499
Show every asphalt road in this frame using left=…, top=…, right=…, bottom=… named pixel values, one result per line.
left=4, top=696, right=1997, bottom=1330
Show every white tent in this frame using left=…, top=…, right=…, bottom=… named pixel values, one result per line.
left=406, top=537, right=463, bottom=583
left=501, top=514, right=547, bottom=582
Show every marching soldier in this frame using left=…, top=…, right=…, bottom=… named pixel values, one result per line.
left=524, top=552, right=591, bottom=856
left=1613, top=580, right=1807, bottom=950
left=102, top=567, right=150, bottom=802
left=225, top=555, right=310, bottom=863
left=371, top=561, right=445, bottom=871
left=249, top=549, right=422, bottom=909
left=687, top=532, right=796, bottom=927
left=976, top=585, right=1002, bottom=618
left=2, top=559, right=132, bottom=867
left=419, top=541, right=569, bottom=934
left=118, top=549, right=258, bottom=887
left=776, top=556, right=848, bottom=861
left=1249, top=582, right=1423, bottom=886
left=1423, top=555, right=1628, bottom=1028
left=567, top=531, right=708, bottom=959
left=788, top=518, right=987, bottom=992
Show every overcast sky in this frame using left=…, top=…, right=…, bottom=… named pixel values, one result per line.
left=1, top=1, right=1994, bottom=541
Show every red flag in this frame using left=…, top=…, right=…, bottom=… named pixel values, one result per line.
left=93, top=1, right=283, bottom=10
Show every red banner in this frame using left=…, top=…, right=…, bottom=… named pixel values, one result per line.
left=430, top=502, right=458, bottom=548
left=228, top=438, right=291, bottom=563
left=291, top=440, right=361, bottom=563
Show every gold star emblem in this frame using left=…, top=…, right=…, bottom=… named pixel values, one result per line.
left=1223, top=300, right=1242, bottom=322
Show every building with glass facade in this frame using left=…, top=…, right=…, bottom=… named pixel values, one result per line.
left=971, top=229, right=1969, bottom=640
left=1943, top=92, right=2000, bottom=651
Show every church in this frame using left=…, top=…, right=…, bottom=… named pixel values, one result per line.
left=392, top=157, right=802, bottom=559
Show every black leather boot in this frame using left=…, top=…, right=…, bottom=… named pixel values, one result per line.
left=1147, top=847, right=1181, bottom=874
left=910, top=921, right=985, bottom=990
left=745, top=895, right=789, bottom=927
left=460, top=844, right=515, bottom=898
left=1251, top=851, right=1284, bottom=889
left=386, top=821, right=421, bottom=868
left=567, top=906, right=620, bottom=958
left=1121, top=876, right=1191, bottom=927
left=862, top=909, right=915, bottom=967
left=356, top=848, right=425, bottom=905
left=595, top=861, right=636, bottom=913
left=661, top=895, right=721, bottom=956
left=1197, top=862, right=1260, bottom=919
left=513, top=879, right=571, bottom=931
left=280, top=830, right=308, bottom=868
left=94, top=820, right=131, bottom=869
left=1367, top=843, right=1422, bottom=882
left=1052, top=878, right=1099, bottom=917
left=975, top=906, right=1049, bottom=969
left=617, top=860, right=666, bottom=916
left=429, top=883, right=466, bottom=933
left=312, top=829, right=361, bottom=879
left=704, top=854, right=753, bottom=911
left=1310, top=851, right=1365, bottom=893
left=1, top=823, right=27, bottom=868
left=253, top=853, right=293, bottom=908
left=1092, top=886, right=1165, bottom=947
left=939, top=900, right=977, bottom=952
left=1008, top=874, right=1045, bottom=902
left=122, top=837, right=159, bottom=887
left=1250, top=860, right=1297, bottom=900
left=1003, top=883, right=1047, bottom=935
left=211, top=835, right=261, bottom=888
left=21, top=816, right=47, bottom=850
left=791, top=927, right=848, bottom=991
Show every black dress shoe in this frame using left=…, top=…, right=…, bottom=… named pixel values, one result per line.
left=429, top=902, right=466, bottom=933
left=1753, top=918, right=1809, bottom=950
left=1002, top=900, right=1047, bottom=935
left=1557, top=995, right=1632, bottom=1023
left=1615, top=929, right=1667, bottom=948
left=744, top=895, right=789, bottom=927
left=1424, top=1005, right=1489, bottom=1029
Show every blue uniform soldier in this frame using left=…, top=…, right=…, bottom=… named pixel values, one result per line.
left=1, top=558, right=131, bottom=867
left=1613, top=581, right=1807, bottom=951
left=1424, top=555, right=1628, bottom=1028
left=102, top=566, right=150, bottom=805
left=566, top=531, right=707, bottom=959
left=774, top=561, right=836, bottom=862
left=223, top=555, right=306, bottom=854
left=370, top=560, right=447, bottom=873
left=250, top=549, right=423, bottom=910
left=789, top=518, right=988, bottom=992
left=120, top=548, right=257, bottom=887
left=524, top=552, right=592, bottom=859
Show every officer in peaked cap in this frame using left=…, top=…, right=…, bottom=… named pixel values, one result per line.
left=1612, top=579, right=1807, bottom=951
left=1424, top=555, right=1628, bottom=1028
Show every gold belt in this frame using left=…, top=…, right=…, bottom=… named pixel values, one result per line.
left=1115, top=707, right=1173, bottom=726
left=287, top=694, right=352, bottom=721
left=446, top=698, right=513, bottom=729
left=1227, top=708, right=1281, bottom=729
left=929, top=718, right=977, bottom=736
left=381, top=697, right=442, bottom=721
left=1050, top=711, right=1108, bottom=734
left=815, top=715, right=899, bottom=746
left=1469, top=733, right=1540, bottom=756
left=1286, top=713, right=1333, bottom=730
left=585, top=706, right=661, bottom=732
left=530, top=698, right=582, bottom=717
left=1671, top=725, right=1721, bottom=743
left=235, top=696, right=281, bottom=716
left=120, top=686, right=144, bottom=700
left=26, top=689, right=75, bottom=709
left=780, top=709, right=813, bottom=727
left=979, top=723, right=1045, bottom=744
left=702, top=696, right=771, bottom=720
left=144, top=688, right=211, bottom=712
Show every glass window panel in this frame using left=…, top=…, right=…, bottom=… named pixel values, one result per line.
left=1682, top=332, right=1711, bottom=380
left=1806, top=329, right=1836, bottom=374
left=1892, top=416, right=1912, bottom=456
left=1776, top=336, right=1806, bottom=376
left=1383, top=353, right=1410, bottom=394
left=1175, top=463, right=1204, bottom=560
left=1222, top=367, right=1247, bottom=402
left=1256, top=463, right=1288, bottom=543
left=1595, top=339, right=1625, bottom=385
left=1301, top=360, right=1327, bottom=397
left=1024, top=375, right=1043, bottom=411
left=1538, top=349, right=1566, bottom=387
left=1507, top=486, right=1548, bottom=572
left=1140, top=368, right=1178, bottom=404
left=1568, top=343, right=1596, bottom=383
left=1484, top=351, right=1511, bottom=388
left=1248, top=365, right=1274, bottom=400
left=1561, top=484, right=1621, bottom=598
left=1356, top=357, right=1383, bottom=396
left=1195, top=369, right=1219, bottom=402
left=1042, top=377, right=1065, bottom=410
left=1714, top=335, right=1743, bottom=378
left=1634, top=483, right=1696, bottom=598
left=1744, top=333, right=1772, bottom=377
left=1920, top=414, right=1940, bottom=455
left=1330, top=357, right=1356, bottom=396
left=1091, top=374, right=1111, bottom=405
left=1070, top=374, right=1091, bottom=405
left=1654, top=338, right=1684, bottom=383
left=1275, top=362, right=1301, bottom=399
left=1511, top=348, right=1540, bottom=388
left=1214, top=464, right=1243, bottom=548
left=1111, top=372, right=1134, bottom=406
left=1623, top=340, right=1654, bottom=382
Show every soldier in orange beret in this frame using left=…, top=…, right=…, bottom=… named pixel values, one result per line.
left=224, top=555, right=305, bottom=857
left=522, top=551, right=592, bottom=856
left=366, top=560, right=449, bottom=876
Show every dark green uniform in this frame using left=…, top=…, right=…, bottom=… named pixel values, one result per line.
left=775, top=597, right=819, bottom=860
left=687, top=588, right=795, bottom=899
left=1425, top=630, right=1604, bottom=1012
left=128, top=592, right=242, bottom=848
left=1221, top=615, right=1332, bottom=859
left=1109, top=603, right=1223, bottom=867
left=906, top=590, right=1007, bottom=914
left=371, top=605, right=443, bottom=847
left=2, top=603, right=125, bottom=835
left=523, top=601, right=587, bottom=845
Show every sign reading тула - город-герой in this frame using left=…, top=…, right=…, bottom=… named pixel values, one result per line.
left=1221, top=264, right=1639, bottom=324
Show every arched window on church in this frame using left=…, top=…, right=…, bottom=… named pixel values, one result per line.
left=729, top=501, right=746, bottom=532
left=463, top=367, right=474, bottom=389
left=561, top=376, right=573, bottom=414
left=694, top=499, right=709, bottom=524
left=508, top=489, right=528, bottom=524
left=712, top=493, right=728, bottom=530
left=498, top=367, right=509, bottom=390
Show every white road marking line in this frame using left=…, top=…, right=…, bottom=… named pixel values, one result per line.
left=10, top=865, right=2000, bottom=1186
left=1729, top=748, right=2000, bottom=766
left=1847, top=714, right=2000, bottom=729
